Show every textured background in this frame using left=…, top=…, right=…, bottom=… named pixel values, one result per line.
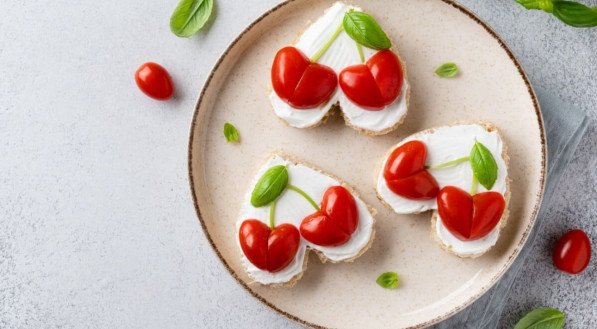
left=0, top=0, right=595, bottom=328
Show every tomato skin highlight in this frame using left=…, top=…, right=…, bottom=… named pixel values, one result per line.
left=553, top=229, right=591, bottom=275
left=135, top=62, right=174, bottom=100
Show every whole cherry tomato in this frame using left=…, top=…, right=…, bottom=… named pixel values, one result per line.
left=553, top=229, right=591, bottom=274
left=134, top=62, right=174, bottom=100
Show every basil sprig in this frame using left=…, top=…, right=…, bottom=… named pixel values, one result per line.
left=170, top=0, right=214, bottom=37
left=376, top=272, right=399, bottom=289
left=223, top=122, right=239, bottom=143
left=514, top=307, right=565, bottom=329
left=251, top=165, right=289, bottom=207
left=343, top=10, right=391, bottom=50
left=516, top=0, right=597, bottom=27
left=435, top=63, right=459, bottom=78
left=469, top=141, right=498, bottom=190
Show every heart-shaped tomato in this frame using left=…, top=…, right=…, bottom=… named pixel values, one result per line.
left=271, top=46, right=337, bottom=109
left=300, top=186, right=359, bottom=247
left=339, top=49, right=404, bottom=110
left=437, top=186, right=505, bottom=241
left=383, top=140, right=439, bottom=200
left=239, top=219, right=300, bottom=272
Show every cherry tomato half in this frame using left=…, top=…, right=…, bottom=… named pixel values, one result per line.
left=134, top=62, right=174, bottom=100
left=553, top=229, right=591, bottom=274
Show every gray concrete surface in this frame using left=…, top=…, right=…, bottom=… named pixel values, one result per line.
left=0, top=0, right=595, bottom=328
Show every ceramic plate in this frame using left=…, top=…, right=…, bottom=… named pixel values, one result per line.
left=188, top=0, right=546, bottom=328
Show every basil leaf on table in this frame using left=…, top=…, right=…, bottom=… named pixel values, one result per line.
left=376, top=272, right=399, bottom=289
left=516, top=0, right=597, bottom=28
left=435, top=63, right=459, bottom=78
left=170, top=0, right=214, bottom=37
left=469, top=141, right=498, bottom=190
left=343, top=10, right=391, bottom=50
left=223, top=122, right=239, bottom=143
left=251, top=165, right=289, bottom=207
left=552, top=1, right=597, bottom=27
left=514, top=307, right=565, bottom=329
left=516, top=0, right=555, bottom=11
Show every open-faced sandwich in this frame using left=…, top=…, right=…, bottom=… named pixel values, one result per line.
left=269, top=2, right=410, bottom=135
left=376, top=123, right=510, bottom=257
left=237, top=154, right=376, bottom=286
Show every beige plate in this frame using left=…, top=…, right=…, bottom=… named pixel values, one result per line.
left=188, top=0, right=546, bottom=328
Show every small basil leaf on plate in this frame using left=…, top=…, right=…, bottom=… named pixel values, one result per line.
left=251, top=165, right=289, bottom=207
left=435, top=62, right=459, bottom=78
left=514, top=307, right=565, bottom=329
left=469, top=141, right=498, bottom=190
left=343, top=10, right=391, bottom=50
left=376, top=272, right=399, bottom=289
left=170, top=0, right=214, bottom=37
left=223, top=122, right=239, bottom=143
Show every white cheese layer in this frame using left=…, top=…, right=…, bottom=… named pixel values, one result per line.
left=269, top=2, right=408, bottom=133
left=237, top=155, right=374, bottom=285
left=435, top=217, right=500, bottom=256
left=376, top=124, right=508, bottom=255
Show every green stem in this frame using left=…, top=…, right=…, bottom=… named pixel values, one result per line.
left=269, top=200, right=276, bottom=229
left=471, top=174, right=478, bottom=195
left=356, top=41, right=365, bottom=63
left=309, top=23, right=344, bottom=62
left=426, top=156, right=470, bottom=170
left=287, top=184, right=320, bottom=211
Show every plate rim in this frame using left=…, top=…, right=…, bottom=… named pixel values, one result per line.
left=187, top=1, right=547, bottom=328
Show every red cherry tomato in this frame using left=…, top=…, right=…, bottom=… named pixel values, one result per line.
left=134, top=62, right=174, bottom=100
left=339, top=50, right=404, bottom=110
left=383, top=141, right=439, bottom=200
left=299, top=186, right=358, bottom=247
left=436, top=186, right=504, bottom=241
left=271, top=47, right=337, bottom=109
left=553, top=229, right=591, bottom=274
left=238, top=220, right=300, bottom=272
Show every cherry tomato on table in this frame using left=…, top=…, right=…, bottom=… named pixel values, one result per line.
left=553, top=229, right=591, bottom=274
left=134, top=62, right=174, bottom=100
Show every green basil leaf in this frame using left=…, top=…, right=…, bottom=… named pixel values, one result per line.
left=516, top=0, right=554, bottom=12
left=469, top=141, right=498, bottom=190
left=376, top=272, right=399, bottom=289
left=223, top=122, right=239, bottom=143
left=552, top=1, right=597, bottom=27
left=343, top=10, right=391, bottom=50
left=435, top=63, right=459, bottom=78
left=170, top=0, right=214, bottom=38
left=514, top=307, right=565, bottom=329
left=516, top=0, right=597, bottom=27
left=251, top=165, right=289, bottom=207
